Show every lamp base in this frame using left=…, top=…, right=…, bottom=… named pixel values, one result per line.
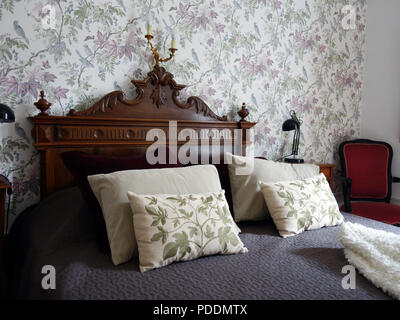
left=284, top=157, right=304, bottom=164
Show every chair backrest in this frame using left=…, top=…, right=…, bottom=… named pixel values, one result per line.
left=339, top=139, right=393, bottom=202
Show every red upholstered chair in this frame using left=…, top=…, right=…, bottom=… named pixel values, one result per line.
left=339, top=139, right=400, bottom=225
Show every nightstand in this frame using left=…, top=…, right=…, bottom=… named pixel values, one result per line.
left=0, top=176, right=11, bottom=299
left=318, top=163, right=335, bottom=190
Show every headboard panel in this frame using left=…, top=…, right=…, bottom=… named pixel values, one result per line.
left=29, top=66, right=256, bottom=199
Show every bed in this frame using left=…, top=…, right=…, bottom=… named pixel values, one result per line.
left=6, top=67, right=398, bottom=300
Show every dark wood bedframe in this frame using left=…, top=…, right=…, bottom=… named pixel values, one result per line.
left=29, top=66, right=256, bottom=199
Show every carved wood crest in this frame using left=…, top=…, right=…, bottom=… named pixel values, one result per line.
left=66, top=66, right=227, bottom=122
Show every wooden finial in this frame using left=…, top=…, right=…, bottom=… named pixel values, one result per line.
left=34, top=90, right=52, bottom=116
left=237, top=102, right=249, bottom=122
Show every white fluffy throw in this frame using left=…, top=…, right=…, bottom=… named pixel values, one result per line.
left=339, top=222, right=400, bottom=299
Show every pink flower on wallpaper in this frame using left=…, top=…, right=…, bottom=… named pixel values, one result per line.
left=271, top=69, right=279, bottom=79
left=213, top=99, right=223, bottom=109
left=105, top=40, right=122, bottom=58
left=42, top=60, right=50, bottom=69
left=319, top=45, right=326, bottom=53
left=266, top=13, right=273, bottom=21
left=5, top=76, right=20, bottom=95
left=264, top=83, right=269, bottom=90
left=359, top=24, right=365, bottom=32
left=53, top=86, right=69, bottom=100
left=23, top=79, right=41, bottom=97
left=207, top=87, right=216, bottom=96
left=207, top=38, right=214, bottom=46
left=194, top=14, right=209, bottom=30
left=266, top=58, right=273, bottom=66
left=120, top=44, right=134, bottom=61
left=94, top=31, right=108, bottom=49
left=315, top=106, right=323, bottom=115
left=268, top=136, right=277, bottom=146
left=42, top=72, right=57, bottom=83
left=133, top=68, right=143, bottom=79
left=255, top=64, right=267, bottom=76
left=290, top=95, right=302, bottom=109
left=274, top=0, right=282, bottom=10
left=216, top=23, right=225, bottom=33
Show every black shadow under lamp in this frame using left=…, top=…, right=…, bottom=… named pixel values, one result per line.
left=0, top=103, right=15, bottom=123
left=282, top=110, right=303, bottom=164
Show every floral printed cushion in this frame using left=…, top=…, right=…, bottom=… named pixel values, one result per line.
left=259, top=173, right=344, bottom=238
left=127, top=190, right=248, bottom=272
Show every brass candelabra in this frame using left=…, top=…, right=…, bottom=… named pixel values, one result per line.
left=145, top=34, right=177, bottom=69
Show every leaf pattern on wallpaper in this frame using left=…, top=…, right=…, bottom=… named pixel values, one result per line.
left=0, top=0, right=366, bottom=221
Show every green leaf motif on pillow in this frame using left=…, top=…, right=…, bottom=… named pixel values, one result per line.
left=145, top=192, right=242, bottom=262
left=272, top=174, right=343, bottom=233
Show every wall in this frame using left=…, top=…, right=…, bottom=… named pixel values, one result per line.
left=361, top=0, right=400, bottom=203
left=0, top=0, right=366, bottom=223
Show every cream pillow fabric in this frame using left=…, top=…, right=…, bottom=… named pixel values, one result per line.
left=259, top=173, right=344, bottom=238
left=127, top=190, right=248, bottom=272
left=225, top=152, right=319, bottom=222
left=88, top=165, right=222, bottom=266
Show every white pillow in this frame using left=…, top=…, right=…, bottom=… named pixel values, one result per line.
left=88, top=165, right=222, bottom=265
left=127, top=190, right=247, bottom=272
left=225, top=152, right=319, bottom=221
left=259, top=173, right=344, bottom=237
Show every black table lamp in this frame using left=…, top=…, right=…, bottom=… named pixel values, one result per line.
left=0, top=103, right=15, bottom=123
left=282, top=110, right=303, bottom=164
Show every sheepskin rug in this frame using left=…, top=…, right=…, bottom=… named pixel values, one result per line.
left=339, top=222, right=400, bottom=300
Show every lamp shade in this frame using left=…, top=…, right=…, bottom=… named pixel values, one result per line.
left=282, top=118, right=298, bottom=131
left=0, top=103, right=15, bottom=123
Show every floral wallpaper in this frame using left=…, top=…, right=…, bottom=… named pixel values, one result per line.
left=0, top=0, right=366, bottom=225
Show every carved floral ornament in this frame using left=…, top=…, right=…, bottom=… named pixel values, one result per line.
left=33, top=66, right=229, bottom=122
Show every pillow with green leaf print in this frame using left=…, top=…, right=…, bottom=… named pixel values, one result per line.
left=127, top=190, right=248, bottom=272
left=259, top=173, right=344, bottom=238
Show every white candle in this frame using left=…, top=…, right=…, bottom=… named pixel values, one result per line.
left=146, top=22, right=152, bottom=36
left=171, top=33, right=177, bottom=49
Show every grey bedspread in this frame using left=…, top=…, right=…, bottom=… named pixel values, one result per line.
left=7, top=187, right=398, bottom=300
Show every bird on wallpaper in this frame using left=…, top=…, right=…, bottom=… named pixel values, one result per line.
left=76, top=49, right=94, bottom=68
left=305, top=1, right=311, bottom=15
left=251, top=93, right=259, bottom=109
left=115, top=0, right=126, bottom=12
left=84, top=44, right=93, bottom=57
left=233, top=0, right=241, bottom=9
left=302, top=66, right=308, bottom=80
left=254, top=22, right=261, bottom=38
left=192, top=49, right=200, bottom=66
left=162, top=19, right=173, bottom=34
left=345, top=43, right=350, bottom=56
left=15, top=122, right=30, bottom=144
left=228, top=70, right=239, bottom=83
left=13, top=21, right=29, bottom=44
left=84, top=35, right=95, bottom=41
left=114, top=81, right=123, bottom=92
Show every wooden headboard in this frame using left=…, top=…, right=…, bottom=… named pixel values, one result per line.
left=29, top=66, right=256, bottom=199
